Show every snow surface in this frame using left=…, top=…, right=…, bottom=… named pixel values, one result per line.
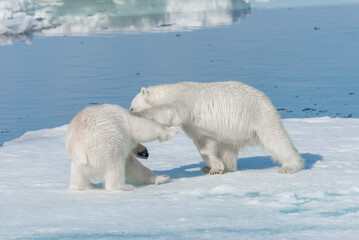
left=1, top=117, right=359, bottom=239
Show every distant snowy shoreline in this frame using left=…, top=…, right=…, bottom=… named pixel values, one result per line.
left=0, top=0, right=251, bottom=45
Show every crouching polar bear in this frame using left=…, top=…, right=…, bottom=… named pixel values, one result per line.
left=130, top=81, right=303, bottom=175
left=66, top=104, right=180, bottom=191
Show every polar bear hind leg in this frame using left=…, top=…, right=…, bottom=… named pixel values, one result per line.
left=256, top=121, right=303, bottom=173
left=69, top=162, right=98, bottom=190
left=125, top=154, right=170, bottom=185
left=103, top=153, right=135, bottom=191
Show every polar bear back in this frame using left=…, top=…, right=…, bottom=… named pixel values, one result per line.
left=153, top=81, right=278, bottom=144
left=66, top=104, right=132, bottom=168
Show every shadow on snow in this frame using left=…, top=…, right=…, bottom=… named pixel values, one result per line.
left=154, top=153, right=323, bottom=180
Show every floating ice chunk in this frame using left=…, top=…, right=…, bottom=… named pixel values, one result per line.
left=0, top=0, right=34, bottom=35
left=0, top=13, right=33, bottom=35
left=0, top=0, right=54, bottom=40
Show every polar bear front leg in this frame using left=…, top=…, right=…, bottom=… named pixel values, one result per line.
left=199, top=139, right=225, bottom=175
left=129, top=114, right=181, bottom=143
left=220, top=147, right=240, bottom=173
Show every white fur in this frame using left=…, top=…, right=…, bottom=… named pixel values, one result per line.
left=130, top=81, right=303, bottom=174
left=66, top=104, right=180, bottom=191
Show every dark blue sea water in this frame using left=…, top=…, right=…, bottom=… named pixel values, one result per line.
left=0, top=0, right=358, bottom=146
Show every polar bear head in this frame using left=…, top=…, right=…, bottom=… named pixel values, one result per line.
left=130, top=87, right=152, bottom=112
left=131, top=85, right=173, bottom=112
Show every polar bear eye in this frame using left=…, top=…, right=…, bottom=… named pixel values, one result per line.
left=130, top=108, right=133, bottom=111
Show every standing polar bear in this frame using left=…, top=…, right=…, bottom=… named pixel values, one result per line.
left=130, top=81, right=303, bottom=175
left=66, top=104, right=180, bottom=191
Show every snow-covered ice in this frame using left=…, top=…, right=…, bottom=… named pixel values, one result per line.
left=1, top=117, right=358, bottom=239
left=1, top=0, right=358, bottom=238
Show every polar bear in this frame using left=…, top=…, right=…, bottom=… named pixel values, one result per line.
left=66, top=104, right=180, bottom=191
left=130, top=81, right=303, bottom=175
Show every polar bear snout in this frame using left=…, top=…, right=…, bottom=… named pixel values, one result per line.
left=132, top=143, right=149, bottom=159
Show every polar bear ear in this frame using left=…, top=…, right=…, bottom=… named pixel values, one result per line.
left=141, top=87, right=148, bottom=98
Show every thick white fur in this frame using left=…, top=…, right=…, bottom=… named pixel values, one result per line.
left=130, top=81, right=303, bottom=174
left=66, top=104, right=180, bottom=191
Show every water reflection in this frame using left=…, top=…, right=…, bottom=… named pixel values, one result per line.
left=0, top=32, right=33, bottom=45
left=0, top=0, right=250, bottom=44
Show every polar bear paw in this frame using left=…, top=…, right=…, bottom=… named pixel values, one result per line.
left=160, top=126, right=181, bottom=141
left=208, top=162, right=225, bottom=175
left=155, top=174, right=170, bottom=185
left=69, top=182, right=98, bottom=191
left=278, top=166, right=302, bottom=174
left=106, top=184, right=136, bottom=191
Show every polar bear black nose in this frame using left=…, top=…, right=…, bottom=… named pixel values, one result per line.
left=130, top=108, right=133, bottom=111
left=136, top=150, right=149, bottom=159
